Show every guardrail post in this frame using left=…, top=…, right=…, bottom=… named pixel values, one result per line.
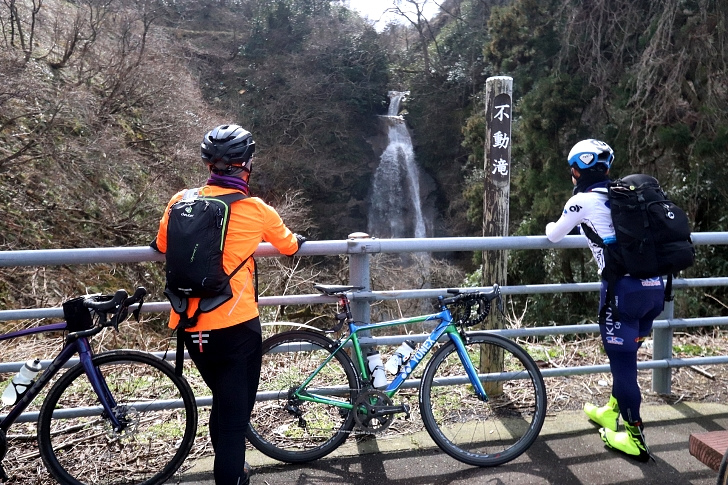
left=651, top=297, right=674, bottom=394
left=347, top=232, right=372, bottom=326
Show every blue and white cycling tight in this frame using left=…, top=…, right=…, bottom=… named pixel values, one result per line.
left=599, top=276, right=664, bottom=425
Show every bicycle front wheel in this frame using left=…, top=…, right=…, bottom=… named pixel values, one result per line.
left=419, top=332, right=547, bottom=467
left=247, top=330, right=360, bottom=463
left=37, top=350, right=198, bottom=485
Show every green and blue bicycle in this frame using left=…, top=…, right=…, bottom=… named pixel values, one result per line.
left=248, top=283, right=547, bottom=467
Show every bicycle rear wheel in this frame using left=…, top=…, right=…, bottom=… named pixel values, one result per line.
left=37, top=350, right=198, bottom=485
left=419, top=332, right=547, bottom=467
left=247, top=331, right=359, bottom=463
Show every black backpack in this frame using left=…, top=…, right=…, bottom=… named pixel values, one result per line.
left=581, top=174, right=695, bottom=323
left=163, top=188, right=251, bottom=329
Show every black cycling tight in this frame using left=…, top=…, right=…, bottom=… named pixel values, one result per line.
left=184, top=318, right=262, bottom=485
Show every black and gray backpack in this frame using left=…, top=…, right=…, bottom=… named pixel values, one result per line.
left=582, top=174, right=695, bottom=322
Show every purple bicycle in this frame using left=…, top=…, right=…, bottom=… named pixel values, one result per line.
left=0, top=288, right=198, bottom=485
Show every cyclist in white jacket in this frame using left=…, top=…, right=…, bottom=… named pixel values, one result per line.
left=546, top=139, right=663, bottom=463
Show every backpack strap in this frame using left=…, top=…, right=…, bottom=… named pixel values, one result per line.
left=664, top=274, right=674, bottom=303
left=580, top=223, right=621, bottom=324
left=580, top=223, right=605, bottom=248
left=598, top=269, right=620, bottom=325
left=253, top=257, right=259, bottom=302
left=169, top=190, right=249, bottom=376
left=216, top=189, right=257, bottom=303
left=175, top=328, right=185, bottom=377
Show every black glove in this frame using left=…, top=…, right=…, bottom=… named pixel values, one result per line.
left=293, top=233, right=307, bottom=254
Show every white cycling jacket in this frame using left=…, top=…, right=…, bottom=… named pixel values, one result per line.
left=545, top=187, right=615, bottom=274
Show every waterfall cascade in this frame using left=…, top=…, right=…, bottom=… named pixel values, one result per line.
left=368, top=91, right=430, bottom=239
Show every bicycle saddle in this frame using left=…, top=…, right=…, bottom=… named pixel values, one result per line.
left=314, top=284, right=363, bottom=296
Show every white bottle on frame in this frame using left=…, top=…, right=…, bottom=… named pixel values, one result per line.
left=366, top=351, right=388, bottom=388
left=2, top=359, right=42, bottom=406
left=385, top=340, right=416, bottom=374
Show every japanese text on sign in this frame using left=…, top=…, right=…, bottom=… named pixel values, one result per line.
left=489, top=95, right=512, bottom=178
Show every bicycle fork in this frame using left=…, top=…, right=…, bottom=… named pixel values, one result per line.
left=449, top=332, right=490, bottom=402
left=76, top=340, right=128, bottom=433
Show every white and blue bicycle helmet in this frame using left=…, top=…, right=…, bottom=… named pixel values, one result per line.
left=567, top=139, right=614, bottom=171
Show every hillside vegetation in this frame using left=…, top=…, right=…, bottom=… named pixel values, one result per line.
left=1, top=0, right=727, bottom=325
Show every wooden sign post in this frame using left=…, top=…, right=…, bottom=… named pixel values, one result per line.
left=482, top=76, right=513, bottom=392
left=483, top=76, right=513, bottom=289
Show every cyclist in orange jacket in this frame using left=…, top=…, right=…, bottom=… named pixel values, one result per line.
left=152, top=124, right=304, bottom=484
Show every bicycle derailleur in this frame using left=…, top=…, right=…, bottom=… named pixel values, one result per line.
left=354, top=389, right=410, bottom=434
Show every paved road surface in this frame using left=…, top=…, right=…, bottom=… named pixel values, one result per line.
left=169, top=402, right=726, bottom=484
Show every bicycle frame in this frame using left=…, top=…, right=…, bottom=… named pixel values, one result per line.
left=0, top=323, right=124, bottom=433
left=294, top=305, right=489, bottom=411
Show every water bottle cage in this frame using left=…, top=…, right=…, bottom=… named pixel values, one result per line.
left=9, top=380, right=33, bottom=403
left=370, top=365, right=386, bottom=386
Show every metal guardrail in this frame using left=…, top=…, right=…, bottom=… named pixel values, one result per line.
left=1, top=232, right=727, bottom=401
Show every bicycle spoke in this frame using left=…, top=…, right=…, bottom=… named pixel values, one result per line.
left=37, top=351, right=197, bottom=485
left=248, top=331, right=359, bottom=463
left=420, top=333, right=546, bottom=467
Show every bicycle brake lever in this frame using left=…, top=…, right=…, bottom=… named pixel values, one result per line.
left=110, top=308, right=127, bottom=331
left=126, top=287, right=147, bottom=322
left=131, top=299, right=144, bottom=322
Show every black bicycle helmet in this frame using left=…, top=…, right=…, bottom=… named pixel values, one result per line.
left=201, top=124, right=256, bottom=174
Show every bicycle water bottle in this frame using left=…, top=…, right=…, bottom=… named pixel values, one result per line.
left=2, top=358, right=42, bottom=406
left=366, top=351, right=388, bottom=388
left=385, top=340, right=416, bottom=374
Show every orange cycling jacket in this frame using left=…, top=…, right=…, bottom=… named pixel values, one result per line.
left=153, top=185, right=300, bottom=332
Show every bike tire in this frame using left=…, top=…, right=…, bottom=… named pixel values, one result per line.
left=717, top=446, right=728, bottom=485
left=247, top=330, right=360, bottom=463
left=37, top=350, right=198, bottom=485
left=419, top=332, right=547, bottom=467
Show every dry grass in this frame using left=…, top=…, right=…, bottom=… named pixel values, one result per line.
left=1, top=321, right=727, bottom=483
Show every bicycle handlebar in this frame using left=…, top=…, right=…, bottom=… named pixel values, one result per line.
left=83, top=289, right=128, bottom=312
left=438, top=284, right=503, bottom=327
left=70, top=287, right=147, bottom=336
left=439, top=284, right=501, bottom=306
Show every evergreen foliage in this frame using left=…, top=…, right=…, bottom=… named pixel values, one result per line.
left=1, top=0, right=726, bottom=324
left=472, top=0, right=728, bottom=323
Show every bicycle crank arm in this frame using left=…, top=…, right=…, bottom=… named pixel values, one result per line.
left=372, top=403, right=410, bottom=419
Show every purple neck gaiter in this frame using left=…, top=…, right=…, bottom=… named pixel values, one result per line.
left=207, top=172, right=249, bottom=194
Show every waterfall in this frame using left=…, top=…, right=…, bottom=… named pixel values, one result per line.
left=368, top=91, right=428, bottom=239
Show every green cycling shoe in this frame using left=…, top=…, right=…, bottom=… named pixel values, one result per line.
left=584, top=394, right=620, bottom=432
left=599, top=422, right=653, bottom=463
